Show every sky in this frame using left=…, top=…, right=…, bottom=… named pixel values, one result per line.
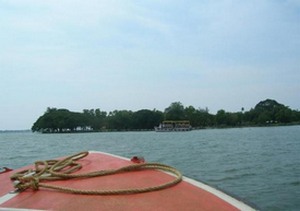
left=0, top=0, right=300, bottom=130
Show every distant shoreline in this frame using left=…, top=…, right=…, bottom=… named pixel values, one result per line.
left=2, top=123, right=299, bottom=134
left=0, top=129, right=31, bottom=133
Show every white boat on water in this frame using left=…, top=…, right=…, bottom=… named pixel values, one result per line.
left=155, top=120, right=192, bottom=132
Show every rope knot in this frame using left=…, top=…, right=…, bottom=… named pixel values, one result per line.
left=14, top=176, right=40, bottom=191
left=29, top=177, right=40, bottom=190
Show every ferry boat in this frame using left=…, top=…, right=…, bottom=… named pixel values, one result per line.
left=0, top=151, right=257, bottom=211
left=155, top=120, right=192, bottom=132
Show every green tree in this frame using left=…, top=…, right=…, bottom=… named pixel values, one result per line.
left=165, top=102, right=185, bottom=120
left=184, top=106, right=197, bottom=126
left=216, top=109, right=226, bottom=126
left=106, top=110, right=133, bottom=130
left=132, top=109, right=163, bottom=129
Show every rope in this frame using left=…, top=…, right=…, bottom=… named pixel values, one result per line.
left=10, top=152, right=182, bottom=195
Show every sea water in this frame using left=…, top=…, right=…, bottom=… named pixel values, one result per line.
left=1, top=126, right=299, bottom=211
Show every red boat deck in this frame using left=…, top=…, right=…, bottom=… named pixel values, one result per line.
left=0, top=151, right=256, bottom=211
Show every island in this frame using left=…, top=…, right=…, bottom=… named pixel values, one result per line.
left=31, top=99, right=300, bottom=133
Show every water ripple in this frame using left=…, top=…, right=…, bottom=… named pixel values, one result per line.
left=1, top=126, right=300, bottom=211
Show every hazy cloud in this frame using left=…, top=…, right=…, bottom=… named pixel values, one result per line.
left=0, top=0, right=299, bottom=129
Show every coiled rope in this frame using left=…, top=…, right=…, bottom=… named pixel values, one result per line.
left=10, top=152, right=182, bottom=195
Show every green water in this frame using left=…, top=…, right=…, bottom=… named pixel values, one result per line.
left=1, top=126, right=299, bottom=210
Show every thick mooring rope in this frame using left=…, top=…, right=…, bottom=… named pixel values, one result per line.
left=10, top=152, right=182, bottom=195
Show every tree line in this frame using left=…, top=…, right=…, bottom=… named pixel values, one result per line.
left=31, top=99, right=300, bottom=133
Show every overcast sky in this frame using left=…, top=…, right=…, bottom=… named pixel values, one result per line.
left=1, top=0, right=299, bottom=130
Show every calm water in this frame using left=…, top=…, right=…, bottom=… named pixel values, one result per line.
left=1, top=126, right=299, bottom=211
